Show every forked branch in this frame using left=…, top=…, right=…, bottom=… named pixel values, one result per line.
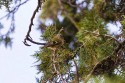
left=23, top=0, right=46, bottom=46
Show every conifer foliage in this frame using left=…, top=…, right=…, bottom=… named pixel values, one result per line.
left=32, top=0, right=125, bottom=83
left=1, top=0, right=125, bottom=83
left=28, top=0, right=125, bottom=82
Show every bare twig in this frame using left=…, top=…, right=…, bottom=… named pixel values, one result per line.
left=25, top=0, right=40, bottom=38
left=0, top=0, right=29, bottom=20
left=73, top=60, right=79, bottom=83
left=23, top=0, right=46, bottom=46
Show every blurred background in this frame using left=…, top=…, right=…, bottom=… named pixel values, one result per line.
left=0, top=0, right=41, bottom=83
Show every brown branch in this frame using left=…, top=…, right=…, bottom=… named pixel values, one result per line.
left=26, top=1, right=40, bottom=37
left=73, top=60, right=79, bottom=83
left=67, top=0, right=86, bottom=8
left=23, top=0, right=46, bottom=46
left=26, top=37, right=46, bottom=45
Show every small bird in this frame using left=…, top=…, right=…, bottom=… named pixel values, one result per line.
left=43, top=33, right=64, bottom=51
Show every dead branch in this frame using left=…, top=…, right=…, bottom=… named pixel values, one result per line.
left=23, top=0, right=47, bottom=46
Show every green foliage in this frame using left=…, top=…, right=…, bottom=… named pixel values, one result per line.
left=2, top=0, right=125, bottom=82
left=121, top=15, right=125, bottom=33
left=41, top=25, right=57, bottom=42
left=40, top=0, right=60, bottom=19
left=34, top=0, right=125, bottom=82
left=0, top=35, right=13, bottom=47
left=35, top=42, right=74, bottom=82
left=76, top=10, right=107, bottom=42
left=0, top=0, right=12, bottom=8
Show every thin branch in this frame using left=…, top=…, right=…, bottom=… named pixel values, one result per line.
left=67, top=0, right=86, bottom=8
left=84, top=30, right=119, bottom=43
left=26, top=37, right=46, bottom=45
left=52, top=49, right=67, bottom=83
left=57, top=0, right=79, bottom=30
left=73, top=60, right=79, bottom=83
left=84, top=56, right=113, bottom=83
left=26, top=1, right=40, bottom=37
left=23, top=0, right=45, bottom=46
left=0, top=0, right=29, bottom=20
